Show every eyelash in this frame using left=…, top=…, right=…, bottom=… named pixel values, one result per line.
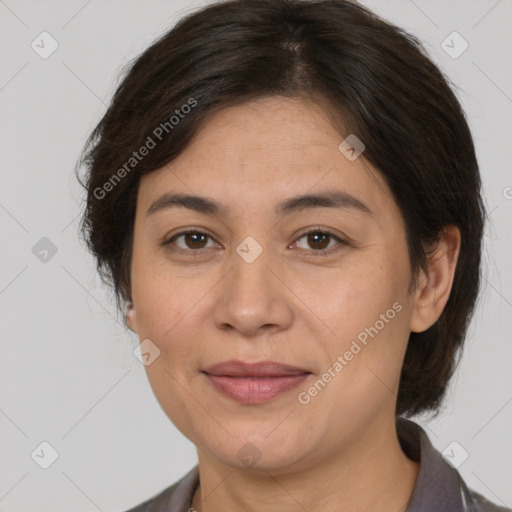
left=160, top=227, right=347, bottom=257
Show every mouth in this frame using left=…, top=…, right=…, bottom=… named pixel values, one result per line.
left=202, top=360, right=312, bottom=404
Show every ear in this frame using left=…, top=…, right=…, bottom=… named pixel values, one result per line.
left=126, top=302, right=138, bottom=333
left=409, top=225, right=461, bottom=333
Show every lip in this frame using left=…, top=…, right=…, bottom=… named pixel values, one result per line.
left=202, top=360, right=312, bottom=404
left=203, top=359, right=310, bottom=377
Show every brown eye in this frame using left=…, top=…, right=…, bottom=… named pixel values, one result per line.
left=163, top=230, right=216, bottom=252
left=294, top=229, right=346, bottom=255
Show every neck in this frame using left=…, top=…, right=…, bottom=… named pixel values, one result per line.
left=191, top=418, right=420, bottom=512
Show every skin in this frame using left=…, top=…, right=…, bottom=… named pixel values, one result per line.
left=126, top=96, right=461, bottom=512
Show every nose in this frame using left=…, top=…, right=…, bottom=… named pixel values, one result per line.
left=212, top=244, right=294, bottom=338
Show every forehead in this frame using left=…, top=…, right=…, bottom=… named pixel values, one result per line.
left=138, top=96, right=394, bottom=218
left=182, top=96, right=350, bottom=169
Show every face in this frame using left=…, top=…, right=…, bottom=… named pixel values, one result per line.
left=127, top=96, right=419, bottom=472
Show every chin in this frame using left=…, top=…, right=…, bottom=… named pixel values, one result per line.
left=201, top=425, right=315, bottom=472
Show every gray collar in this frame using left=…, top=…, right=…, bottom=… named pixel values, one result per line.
left=396, top=417, right=465, bottom=511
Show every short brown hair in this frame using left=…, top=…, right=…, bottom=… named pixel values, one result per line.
left=76, top=0, right=485, bottom=417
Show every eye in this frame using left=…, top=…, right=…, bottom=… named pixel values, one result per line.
left=292, top=228, right=346, bottom=255
left=162, top=229, right=218, bottom=254
left=161, top=227, right=347, bottom=256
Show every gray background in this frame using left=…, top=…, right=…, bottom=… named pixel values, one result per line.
left=0, top=0, right=511, bottom=510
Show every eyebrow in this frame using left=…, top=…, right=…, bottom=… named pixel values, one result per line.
left=145, top=189, right=373, bottom=219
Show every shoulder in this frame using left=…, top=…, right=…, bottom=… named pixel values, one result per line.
left=123, top=481, right=179, bottom=512
left=464, top=487, right=512, bottom=512
left=123, top=466, right=199, bottom=512
left=396, top=418, right=510, bottom=512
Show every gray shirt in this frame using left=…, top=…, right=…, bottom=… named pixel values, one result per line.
left=125, top=418, right=510, bottom=512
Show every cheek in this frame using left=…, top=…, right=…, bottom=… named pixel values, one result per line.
left=308, top=254, right=405, bottom=339
left=130, top=249, right=200, bottom=357
left=134, top=284, right=200, bottom=355
left=306, top=252, right=410, bottom=400
left=131, top=266, right=208, bottom=432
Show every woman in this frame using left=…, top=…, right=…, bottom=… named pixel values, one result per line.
left=77, top=0, right=510, bottom=510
